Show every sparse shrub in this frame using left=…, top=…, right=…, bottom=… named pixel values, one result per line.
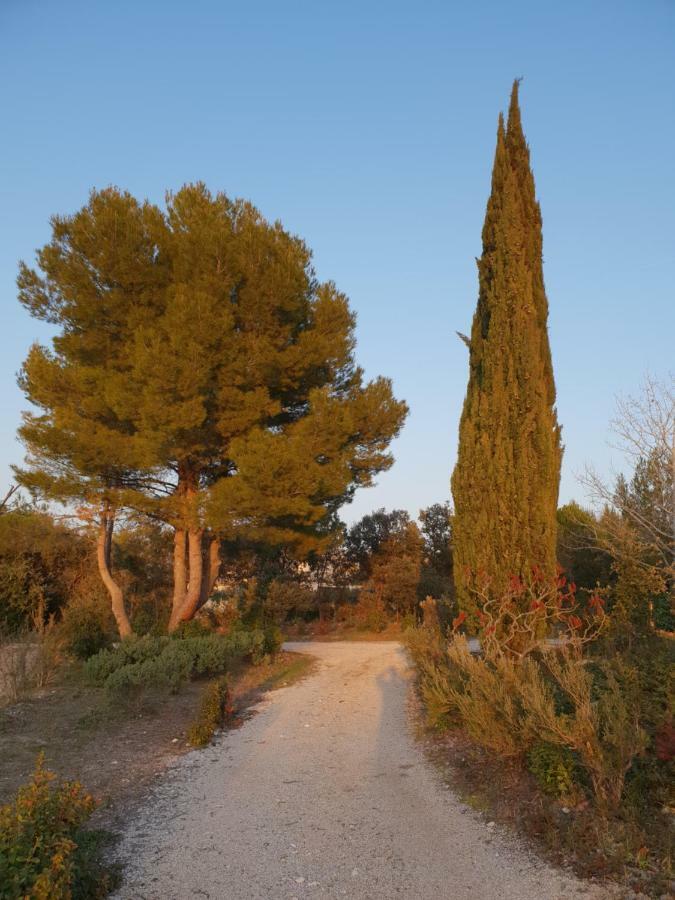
left=405, top=625, right=462, bottom=729
left=527, top=742, right=578, bottom=799
left=419, top=596, right=440, bottom=631
left=0, top=509, right=93, bottom=635
left=335, top=602, right=355, bottom=626
left=0, top=639, right=39, bottom=704
left=462, top=570, right=607, bottom=658
left=199, top=595, right=241, bottom=632
left=443, top=634, right=647, bottom=811
left=0, top=754, right=112, bottom=899
left=353, top=585, right=388, bottom=632
left=530, top=652, right=647, bottom=811
left=446, top=637, right=536, bottom=756
left=187, top=676, right=233, bottom=747
left=400, top=612, right=416, bottom=632
left=262, top=625, right=283, bottom=659
left=263, top=579, right=314, bottom=625
left=58, top=596, right=114, bottom=660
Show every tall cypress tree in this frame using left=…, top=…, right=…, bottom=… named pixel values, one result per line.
left=451, top=81, right=562, bottom=615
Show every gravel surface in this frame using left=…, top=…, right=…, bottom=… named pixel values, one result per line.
left=113, top=641, right=616, bottom=899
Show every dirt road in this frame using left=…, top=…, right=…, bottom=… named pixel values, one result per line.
left=113, top=641, right=613, bottom=899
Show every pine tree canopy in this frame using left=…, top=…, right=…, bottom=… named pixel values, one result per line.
left=16, top=184, right=408, bottom=629
left=451, top=81, right=562, bottom=614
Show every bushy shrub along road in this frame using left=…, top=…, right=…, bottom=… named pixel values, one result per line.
left=112, top=642, right=616, bottom=899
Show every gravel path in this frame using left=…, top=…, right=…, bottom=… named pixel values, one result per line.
left=113, top=641, right=615, bottom=899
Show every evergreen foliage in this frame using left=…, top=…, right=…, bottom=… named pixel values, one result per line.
left=451, top=82, right=562, bottom=615
left=556, top=502, right=612, bottom=592
left=344, top=508, right=411, bottom=580
left=15, top=185, right=407, bottom=633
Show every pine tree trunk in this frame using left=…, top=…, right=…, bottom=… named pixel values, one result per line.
left=168, top=527, right=204, bottom=630
left=170, top=528, right=188, bottom=625
left=198, top=535, right=222, bottom=610
left=168, top=464, right=209, bottom=632
left=96, top=509, right=132, bottom=639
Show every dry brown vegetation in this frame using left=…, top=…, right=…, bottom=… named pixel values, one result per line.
left=0, top=650, right=313, bottom=824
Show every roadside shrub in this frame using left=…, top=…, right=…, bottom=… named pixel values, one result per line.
left=405, top=625, right=462, bottom=729
left=334, top=602, right=352, bottom=625
left=418, top=596, right=440, bottom=631
left=0, top=754, right=112, bottom=899
left=530, top=652, right=647, bottom=811
left=83, top=635, right=167, bottom=684
left=187, top=676, right=233, bottom=747
left=83, top=628, right=267, bottom=696
left=0, top=639, right=38, bottom=705
left=527, top=741, right=578, bottom=799
left=0, top=510, right=92, bottom=635
left=446, top=637, right=536, bottom=756
left=444, top=636, right=647, bottom=811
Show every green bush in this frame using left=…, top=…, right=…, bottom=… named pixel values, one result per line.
left=173, top=618, right=212, bottom=639
left=83, top=628, right=266, bottom=696
left=58, top=598, right=114, bottom=660
left=0, top=755, right=113, bottom=899
left=83, top=635, right=168, bottom=684
left=652, top=595, right=674, bottom=632
left=0, top=510, right=93, bottom=635
left=187, top=676, right=232, bottom=747
left=527, top=741, right=578, bottom=799
left=263, top=579, right=314, bottom=625
left=262, top=625, right=283, bottom=659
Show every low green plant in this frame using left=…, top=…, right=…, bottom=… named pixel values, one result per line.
left=527, top=741, right=578, bottom=798
left=83, top=635, right=168, bottom=684
left=187, top=676, right=233, bottom=747
left=83, top=628, right=267, bottom=697
left=173, top=618, right=211, bottom=639
left=0, top=754, right=113, bottom=899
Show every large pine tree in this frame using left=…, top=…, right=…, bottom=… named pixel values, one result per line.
left=451, top=81, right=562, bottom=615
left=16, top=185, right=408, bottom=634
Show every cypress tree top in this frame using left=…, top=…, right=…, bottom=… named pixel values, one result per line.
left=451, top=81, right=562, bottom=612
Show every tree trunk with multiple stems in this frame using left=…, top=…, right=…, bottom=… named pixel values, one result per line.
left=168, top=468, right=210, bottom=631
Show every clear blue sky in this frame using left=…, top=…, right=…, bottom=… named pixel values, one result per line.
left=1, top=0, right=673, bottom=524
